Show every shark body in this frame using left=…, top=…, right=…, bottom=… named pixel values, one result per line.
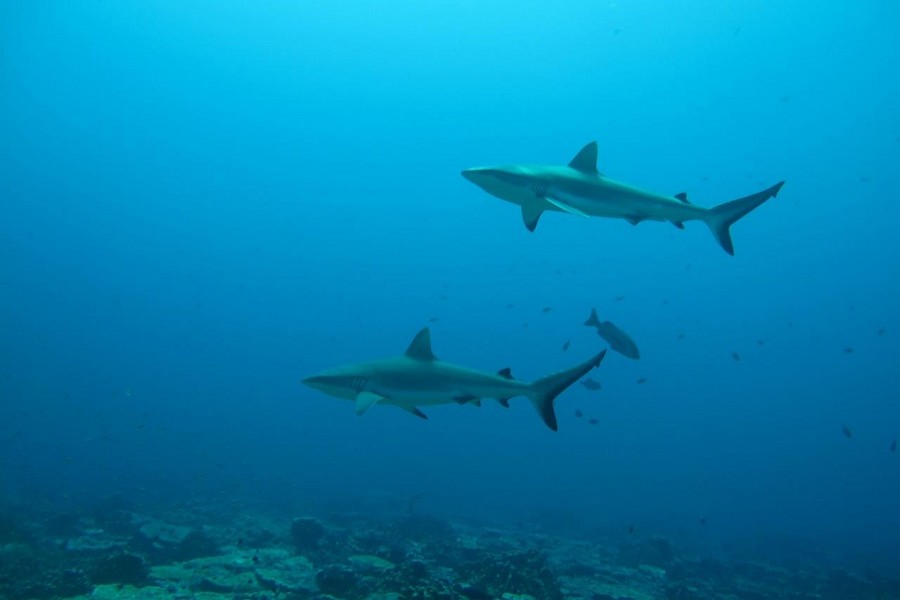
left=461, top=142, right=784, bottom=255
left=303, top=328, right=606, bottom=431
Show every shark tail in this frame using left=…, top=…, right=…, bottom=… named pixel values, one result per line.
left=528, top=350, right=606, bottom=431
left=704, top=181, right=784, bottom=255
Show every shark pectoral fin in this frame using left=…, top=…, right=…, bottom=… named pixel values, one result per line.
left=402, top=406, right=428, bottom=420
left=521, top=203, right=544, bottom=232
left=544, top=196, right=589, bottom=218
left=672, top=221, right=685, bottom=229
left=355, top=391, right=385, bottom=416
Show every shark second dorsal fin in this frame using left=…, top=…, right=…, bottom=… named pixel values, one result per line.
left=405, top=328, right=437, bottom=361
left=568, top=142, right=599, bottom=173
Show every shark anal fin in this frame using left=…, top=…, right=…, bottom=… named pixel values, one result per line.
left=672, top=221, right=685, bottom=229
left=497, top=367, right=514, bottom=380
left=405, top=328, right=437, bottom=361
left=675, top=192, right=690, bottom=204
left=355, top=391, right=385, bottom=415
left=625, top=215, right=644, bottom=226
left=544, top=196, right=589, bottom=218
left=568, top=142, right=599, bottom=173
left=521, top=204, right=544, bottom=232
left=453, top=393, right=479, bottom=405
left=403, top=406, right=428, bottom=420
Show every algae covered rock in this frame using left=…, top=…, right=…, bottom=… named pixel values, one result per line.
left=291, top=516, right=327, bottom=550
left=91, top=551, right=150, bottom=586
left=315, top=564, right=365, bottom=598
left=457, top=550, right=563, bottom=600
left=617, top=536, right=676, bottom=569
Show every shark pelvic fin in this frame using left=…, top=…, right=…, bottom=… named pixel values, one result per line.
left=521, top=203, right=544, bottom=232
left=544, top=196, right=589, bottom=217
left=497, top=398, right=511, bottom=408
left=355, top=391, right=385, bottom=415
left=497, top=367, right=514, bottom=380
left=626, top=215, right=644, bottom=226
left=672, top=221, right=685, bottom=229
left=402, top=406, right=428, bottom=420
left=568, top=142, right=599, bottom=173
left=405, top=328, right=437, bottom=361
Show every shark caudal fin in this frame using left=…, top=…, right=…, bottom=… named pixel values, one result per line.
left=528, top=350, right=606, bottom=431
left=705, top=182, right=784, bottom=255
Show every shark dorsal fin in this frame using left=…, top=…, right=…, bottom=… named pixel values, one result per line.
left=568, top=142, right=599, bottom=173
left=675, top=192, right=691, bottom=204
left=583, top=308, right=601, bottom=328
left=405, top=328, right=437, bottom=361
left=497, top=367, right=514, bottom=380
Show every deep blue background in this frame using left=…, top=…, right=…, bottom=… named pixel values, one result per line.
left=2, top=1, right=899, bottom=569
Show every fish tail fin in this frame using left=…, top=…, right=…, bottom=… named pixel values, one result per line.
left=528, top=350, right=606, bottom=431
left=704, top=181, right=784, bottom=255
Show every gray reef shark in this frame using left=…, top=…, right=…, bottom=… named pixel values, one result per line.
left=461, top=141, right=784, bottom=255
left=303, top=328, right=606, bottom=431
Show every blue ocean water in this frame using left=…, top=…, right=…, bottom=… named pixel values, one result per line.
left=1, top=0, right=899, bottom=586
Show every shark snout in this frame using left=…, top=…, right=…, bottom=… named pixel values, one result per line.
left=461, top=167, right=501, bottom=188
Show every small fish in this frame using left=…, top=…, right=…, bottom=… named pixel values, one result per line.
left=237, top=538, right=243, bottom=547
left=732, top=351, right=741, bottom=362
left=636, top=377, right=647, bottom=385
left=677, top=332, right=686, bottom=340
left=428, top=316, right=439, bottom=323
left=628, top=524, right=634, bottom=534
left=842, top=426, right=853, bottom=439
left=699, top=516, right=706, bottom=527
left=877, top=327, right=886, bottom=336
left=580, top=378, right=602, bottom=391
left=661, top=299, right=669, bottom=306
left=891, top=439, right=896, bottom=453
left=584, top=308, right=640, bottom=360
left=562, top=339, right=571, bottom=352
left=574, top=409, right=583, bottom=418
left=614, top=296, right=625, bottom=302
left=757, top=339, right=765, bottom=346
left=506, top=304, right=514, bottom=310
left=843, top=347, right=854, bottom=354
left=252, top=551, right=260, bottom=565
left=542, top=307, right=553, bottom=313
left=588, top=418, right=598, bottom=426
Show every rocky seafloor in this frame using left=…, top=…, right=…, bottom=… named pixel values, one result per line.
left=1, top=499, right=898, bottom=600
